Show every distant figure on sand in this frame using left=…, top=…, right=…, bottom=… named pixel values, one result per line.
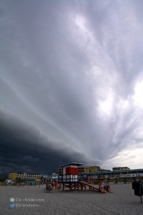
left=88, top=177, right=91, bottom=184
left=55, top=182, right=59, bottom=190
left=99, top=183, right=106, bottom=193
left=103, top=179, right=112, bottom=193
left=46, top=180, right=52, bottom=192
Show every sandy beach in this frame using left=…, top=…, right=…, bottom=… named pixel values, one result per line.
left=0, top=183, right=142, bottom=215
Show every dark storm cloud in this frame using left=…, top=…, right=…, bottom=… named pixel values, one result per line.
left=0, top=109, right=91, bottom=174
left=0, top=0, right=143, bottom=173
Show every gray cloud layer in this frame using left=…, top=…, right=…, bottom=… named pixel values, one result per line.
left=0, top=0, right=143, bottom=174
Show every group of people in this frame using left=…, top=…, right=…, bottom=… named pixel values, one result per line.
left=45, top=178, right=112, bottom=193
left=46, top=180, right=61, bottom=192
left=99, top=179, right=112, bottom=194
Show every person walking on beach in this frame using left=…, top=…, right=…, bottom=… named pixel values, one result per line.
left=52, top=181, right=55, bottom=190
left=46, top=180, right=49, bottom=192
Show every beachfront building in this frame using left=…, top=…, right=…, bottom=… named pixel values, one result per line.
left=78, top=166, right=100, bottom=173
left=97, top=168, right=111, bottom=172
left=58, top=165, right=110, bottom=174
left=58, top=164, right=142, bottom=179
left=112, top=167, right=130, bottom=171
left=9, top=172, right=43, bottom=180
left=80, top=168, right=143, bottom=179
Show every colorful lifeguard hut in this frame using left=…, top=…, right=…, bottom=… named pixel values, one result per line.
left=58, top=162, right=100, bottom=192
left=58, top=162, right=83, bottom=191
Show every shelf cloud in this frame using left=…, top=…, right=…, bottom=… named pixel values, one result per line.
left=0, top=0, right=143, bottom=174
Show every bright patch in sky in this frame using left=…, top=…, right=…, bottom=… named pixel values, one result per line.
left=75, top=14, right=86, bottom=32
left=104, top=141, right=143, bottom=168
left=133, top=80, right=143, bottom=108
left=99, top=96, right=113, bottom=116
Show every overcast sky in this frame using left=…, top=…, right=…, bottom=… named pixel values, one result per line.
left=0, top=0, right=143, bottom=175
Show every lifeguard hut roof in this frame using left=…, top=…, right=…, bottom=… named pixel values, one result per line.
left=60, top=162, right=83, bottom=168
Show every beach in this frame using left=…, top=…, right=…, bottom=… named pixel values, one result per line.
left=0, top=183, right=142, bottom=215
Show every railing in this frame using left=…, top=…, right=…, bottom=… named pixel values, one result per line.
left=58, top=174, right=79, bottom=183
